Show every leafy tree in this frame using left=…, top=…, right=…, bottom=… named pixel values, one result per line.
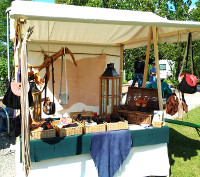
left=0, top=0, right=14, bottom=95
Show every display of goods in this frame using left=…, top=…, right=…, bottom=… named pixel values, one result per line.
left=127, top=111, right=153, bottom=125
left=105, top=120, right=128, bottom=131
left=125, top=87, right=159, bottom=111
left=30, top=119, right=56, bottom=140
left=84, top=123, right=106, bottom=134
left=52, top=120, right=83, bottom=137
left=69, top=111, right=94, bottom=120
left=30, top=129, right=56, bottom=140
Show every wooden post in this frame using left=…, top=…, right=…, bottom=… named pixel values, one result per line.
left=152, top=27, right=163, bottom=110
left=99, top=77, right=102, bottom=115
left=142, top=27, right=153, bottom=88
left=120, top=44, right=124, bottom=103
left=111, top=78, right=114, bottom=113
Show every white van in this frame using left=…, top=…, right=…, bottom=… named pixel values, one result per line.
left=159, top=60, right=175, bottom=79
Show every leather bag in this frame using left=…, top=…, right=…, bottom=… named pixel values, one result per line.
left=166, top=93, right=179, bottom=116
left=179, top=73, right=197, bottom=94
left=43, top=57, right=56, bottom=115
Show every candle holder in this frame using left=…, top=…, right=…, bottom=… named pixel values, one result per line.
left=99, top=63, right=121, bottom=116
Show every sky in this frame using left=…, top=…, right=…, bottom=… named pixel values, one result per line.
left=33, top=0, right=198, bottom=7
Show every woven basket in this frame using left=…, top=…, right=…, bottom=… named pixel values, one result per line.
left=30, top=128, right=56, bottom=140
left=106, top=120, right=128, bottom=131
left=69, top=111, right=94, bottom=119
left=128, top=111, right=153, bottom=125
left=84, top=124, right=106, bottom=134
left=52, top=120, right=83, bottom=137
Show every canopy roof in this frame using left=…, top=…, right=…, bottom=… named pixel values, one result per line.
left=8, top=1, right=200, bottom=49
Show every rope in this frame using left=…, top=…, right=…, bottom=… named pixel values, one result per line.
left=20, top=27, right=34, bottom=177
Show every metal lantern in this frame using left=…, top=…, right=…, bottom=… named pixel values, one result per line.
left=30, top=81, right=42, bottom=121
left=99, top=63, right=121, bottom=116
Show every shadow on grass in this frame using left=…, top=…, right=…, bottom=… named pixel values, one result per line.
left=168, top=127, right=200, bottom=166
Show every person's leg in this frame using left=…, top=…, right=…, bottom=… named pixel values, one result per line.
left=149, top=76, right=153, bottom=83
left=138, top=74, right=143, bottom=88
left=131, top=73, right=138, bottom=87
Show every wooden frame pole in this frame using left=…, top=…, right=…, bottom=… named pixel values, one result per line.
left=152, top=26, right=163, bottom=110
left=120, top=44, right=124, bottom=102
left=142, top=27, right=153, bottom=88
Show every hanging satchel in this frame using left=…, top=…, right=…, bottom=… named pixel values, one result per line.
left=179, top=73, right=197, bottom=94
left=166, top=93, right=179, bottom=116
left=178, top=32, right=197, bottom=94
left=43, top=57, right=56, bottom=115
left=3, top=57, right=33, bottom=109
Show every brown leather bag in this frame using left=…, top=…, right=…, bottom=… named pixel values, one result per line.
left=43, top=57, right=56, bottom=115
left=166, top=93, right=179, bottom=116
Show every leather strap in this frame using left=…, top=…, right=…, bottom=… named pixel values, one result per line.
left=44, top=57, right=55, bottom=103
left=59, top=55, right=64, bottom=94
left=51, top=57, right=55, bottom=103
left=179, top=32, right=194, bottom=78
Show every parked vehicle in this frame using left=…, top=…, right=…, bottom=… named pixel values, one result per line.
left=159, top=60, right=175, bottom=79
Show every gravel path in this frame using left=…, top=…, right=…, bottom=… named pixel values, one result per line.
left=0, top=129, right=16, bottom=177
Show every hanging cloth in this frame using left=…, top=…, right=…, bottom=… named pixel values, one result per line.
left=43, top=57, right=56, bottom=115
left=59, top=55, right=69, bottom=105
left=20, top=27, right=34, bottom=177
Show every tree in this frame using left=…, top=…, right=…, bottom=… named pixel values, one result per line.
left=0, top=0, right=14, bottom=95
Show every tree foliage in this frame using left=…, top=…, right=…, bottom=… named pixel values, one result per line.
left=0, top=0, right=14, bottom=79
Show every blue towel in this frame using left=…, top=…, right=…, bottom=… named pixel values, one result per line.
left=90, top=130, right=132, bottom=177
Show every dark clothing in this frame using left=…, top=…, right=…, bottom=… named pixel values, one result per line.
left=134, top=61, right=144, bottom=73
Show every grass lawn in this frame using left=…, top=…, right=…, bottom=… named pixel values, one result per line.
left=166, top=107, right=200, bottom=177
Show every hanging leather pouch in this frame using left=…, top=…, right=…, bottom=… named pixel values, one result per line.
left=43, top=57, right=56, bottom=115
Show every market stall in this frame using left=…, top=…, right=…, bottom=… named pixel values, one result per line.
left=6, top=1, right=200, bottom=177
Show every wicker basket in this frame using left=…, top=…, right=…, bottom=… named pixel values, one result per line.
left=52, top=120, right=83, bottom=137
left=30, top=129, right=56, bottom=140
left=69, top=111, right=94, bottom=119
left=106, top=120, right=128, bottom=131
left=84, top=124, right=106, bottom=134
left=128, top=111, right=153, bottom=125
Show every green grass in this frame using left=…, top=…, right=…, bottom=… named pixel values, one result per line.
left=166, top=107, right=200, bottom=177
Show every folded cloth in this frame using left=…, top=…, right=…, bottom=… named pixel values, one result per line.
left=90, top=130, right=132, bottom=177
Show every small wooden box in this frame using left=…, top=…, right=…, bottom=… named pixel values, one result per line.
left=153, top=121, right=163, bottom=128
left=69, top=111, right=94, bottom=119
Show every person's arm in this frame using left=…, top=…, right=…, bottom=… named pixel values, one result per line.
left=149, top=68, right=152, bottom=76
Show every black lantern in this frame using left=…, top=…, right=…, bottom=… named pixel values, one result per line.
left=99, top=63, right=121, bottom=115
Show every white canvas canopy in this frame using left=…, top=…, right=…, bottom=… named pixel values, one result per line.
left=7, top=1, right=200, bottom=112
left=8, top=1, right=200, bottom=49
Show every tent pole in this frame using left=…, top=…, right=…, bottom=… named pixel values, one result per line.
left=120, top=44, right=124, bottom=103
left=6, top=10, right=10, bottom=82
left=152, top=27, right=163, bottom=110
left=142, top=27, right=152, bottom=88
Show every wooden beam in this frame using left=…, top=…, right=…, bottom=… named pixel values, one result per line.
left=121, top=28, right=200, bottom=45
left=159, top=28, right=200, bottom=39
left=119, top=44, right=124, bottom=102
left=142, top=27, right=152, bottom=88
left=152, top=26, right=163, bottom=110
